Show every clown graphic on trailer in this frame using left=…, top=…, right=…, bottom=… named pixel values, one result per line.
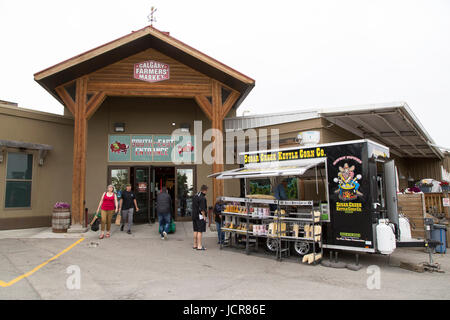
left=334, top=162, right=363, bottom=201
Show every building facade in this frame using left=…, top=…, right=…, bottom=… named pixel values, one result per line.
left=0, top=27, right=448, bottom=231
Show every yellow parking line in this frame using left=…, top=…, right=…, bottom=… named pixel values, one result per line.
left=0, top=237, right=85, bottom=288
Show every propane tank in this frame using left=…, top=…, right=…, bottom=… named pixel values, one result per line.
left=376, top=219, right=396, bottom=254
left=399, top=215, right=412, bottom=241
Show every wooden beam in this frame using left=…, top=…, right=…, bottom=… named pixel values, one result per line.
left=221, top=90, right=240, bottom=119
left=194, top=95, right=213, bottom=121
left=85, top=91, right=106, bottom=120
left=55, top=85, right=76, bottom=115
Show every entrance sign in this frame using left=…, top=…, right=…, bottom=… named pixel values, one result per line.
left=131, top=136, right=154, bottom=162
left=109, top=135, right=131, bottom=162
left=138, top=182, right=148, bottom=193
left=134, top=60, right=170, bottom=83
left=108, top=135, right=195, bottom=163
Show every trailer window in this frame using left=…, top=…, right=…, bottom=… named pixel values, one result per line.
left=248, top=179, right=272, bottom=195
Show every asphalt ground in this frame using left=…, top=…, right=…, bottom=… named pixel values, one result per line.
left=0, top=222, right=449, bottom=300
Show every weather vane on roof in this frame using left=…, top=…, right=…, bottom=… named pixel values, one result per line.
left=148, top=6, right=157, bottom=27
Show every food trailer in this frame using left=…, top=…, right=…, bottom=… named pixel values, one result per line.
left=211, top=139, right=416, bottom=263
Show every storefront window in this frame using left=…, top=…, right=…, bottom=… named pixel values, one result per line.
left=111, top=169, right=129, bottom=196
left=177, top=169, right=194, bottom=218
left=5, top=153, right=33, bottom=208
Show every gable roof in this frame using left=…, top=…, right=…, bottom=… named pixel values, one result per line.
left=34, top=25, right=255, bottom=108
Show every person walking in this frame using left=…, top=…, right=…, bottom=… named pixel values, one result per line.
left=192, top=185, right=208, bottom=250
left=156, top=186, right=172, bottom=240
left=119, top=184, right=139, bottom=235
left=214, top=198, right=225, bottom=245
left=95, top=185, right=119, bottom=239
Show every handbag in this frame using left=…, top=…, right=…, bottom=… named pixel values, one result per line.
left=91, top=215, right=100, bottom=232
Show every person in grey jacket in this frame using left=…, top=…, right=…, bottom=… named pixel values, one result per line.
left=157, top=186, right=172, bottom=240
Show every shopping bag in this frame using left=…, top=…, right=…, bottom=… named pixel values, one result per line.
left=169, top=220, right=176, bottom=233
left=91, top=215, right=100, bottom=232
left=159, top=218, right=176, bottom=234
left=115, top=212, right=121, bottom=226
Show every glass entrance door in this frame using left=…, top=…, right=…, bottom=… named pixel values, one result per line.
left=176, top=167, right=195, bottom=221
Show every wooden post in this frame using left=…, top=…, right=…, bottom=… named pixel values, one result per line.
left=56, top=79, right=105, bottom=229
left=71, top=77, right=88, bottom=227
left=211, top=80, right=224, bottom=202
left=299, top=179, right=305, bottom=200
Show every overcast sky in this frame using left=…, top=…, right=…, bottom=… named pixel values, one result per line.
left=0, top=0, right=449, bottom=146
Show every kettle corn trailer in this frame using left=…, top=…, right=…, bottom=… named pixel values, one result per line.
left=212, top=139, right=420, bottom=256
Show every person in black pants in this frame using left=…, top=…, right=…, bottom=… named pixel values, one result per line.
left=157, top=187, right=173, bottom=240
left=192, top=185, right=208, bottom=250
left=119, top=184, right=139, bottom=234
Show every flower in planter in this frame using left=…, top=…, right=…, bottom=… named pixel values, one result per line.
left=416, top=180, right=433, bottom=188
left=439, top=181, right=449, bottom=186
left=54, top=202, right=71, bottom=209
left=407, top=186, right=421, bottom=193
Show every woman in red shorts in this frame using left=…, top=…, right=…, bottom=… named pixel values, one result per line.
left=95, top=185, right=119, bottom=239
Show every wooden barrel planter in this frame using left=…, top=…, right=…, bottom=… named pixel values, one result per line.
left=52, top=208, right=71, bottom=233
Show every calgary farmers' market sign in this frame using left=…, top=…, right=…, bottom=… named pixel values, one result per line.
left=134, top=60, right=170, bottom=83
left=108, top=135, right=194, bottom=163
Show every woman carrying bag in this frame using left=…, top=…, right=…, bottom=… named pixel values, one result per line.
left=95, top=185, right=119, bottom=239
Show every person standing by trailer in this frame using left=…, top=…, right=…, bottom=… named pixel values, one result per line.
left=274, top=179, right=289, bottom=200
left=192, top=185, right=208, bottom=250
left=269, top=178, right=289, bottom=212
left=157, top=187, right=172, bottom=240
left=95, top=185, right=119, bottom=239
left=119, top=184, right=139, bottom=235
left=214, top=198, right=225, bottom=245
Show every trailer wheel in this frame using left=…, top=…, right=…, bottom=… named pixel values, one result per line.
left=293, top=241, right=310, bottom=256
left=266, top=238, right=279, bottom=252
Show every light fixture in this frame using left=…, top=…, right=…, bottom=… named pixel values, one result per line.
left=172, top=122, right=176, bottom=127
left=180, top=123, right=190, bottom=133
left=114, top=123, right=125, bottom=133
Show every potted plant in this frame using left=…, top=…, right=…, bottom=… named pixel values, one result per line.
left=52, top=202, right=71, bottom=233
left=440, top=181, right=449, bottom=192
left=416, top=181, right=433, bottom=193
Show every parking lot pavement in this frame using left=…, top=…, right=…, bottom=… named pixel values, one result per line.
left=0, top=222, right=449, bottom=300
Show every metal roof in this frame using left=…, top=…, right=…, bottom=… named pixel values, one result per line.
left=224, top=109, right=320, bottom=132
left=224, top=102, right=444, bottom=159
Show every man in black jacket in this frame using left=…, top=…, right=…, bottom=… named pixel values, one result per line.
left=157, top=187, right=172, bottom=240
left=192, top=185, right=208, bottom=250
left=214, top=198, right=225, bottom=245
